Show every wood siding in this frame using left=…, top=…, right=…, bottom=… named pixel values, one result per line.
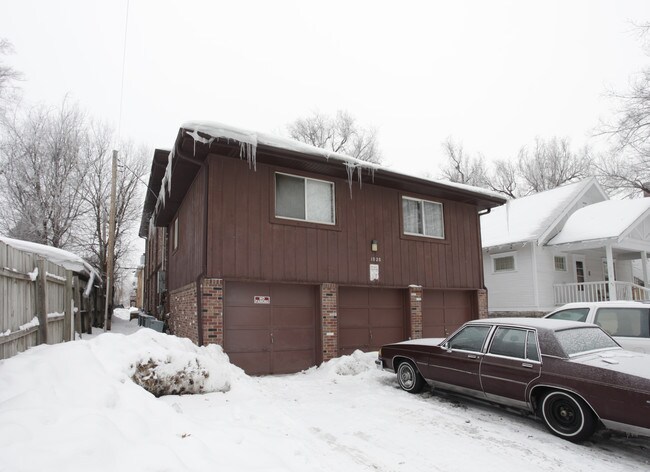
left=199, top=154, right=484, bottom=290
left=168, top=166, right=207, bottom=290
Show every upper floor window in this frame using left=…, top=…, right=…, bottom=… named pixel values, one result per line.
left=275, top=173, right=335, bottom=225
left=402, top=197, right=444, bottom=239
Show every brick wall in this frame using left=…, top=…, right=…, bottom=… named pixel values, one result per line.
left=201, top=278, right=224, bottom=346
left=408, top=286, right=423, bottom=339
left=478, top=289, right=488, bottom=320
left=169, top=282, right=199, bottom=344
left=321, top=283, right=338, bottom=361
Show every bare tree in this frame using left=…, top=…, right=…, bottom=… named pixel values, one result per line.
left=439, top=137, right=487, bottom=187
left=78, top=123, right=149, bottom=291
left=288, top=110, right=382, bottom=163
left=487, top=159, right=519, bottom=198
left=0, top=39, right=21, bottom=117
left=0, top=99, right=89, bottom=248
left=517, top=137, right=592, bottom=194
left=597, top=23, right=650, bottom=196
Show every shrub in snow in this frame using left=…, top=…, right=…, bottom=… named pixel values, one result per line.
left=132, top=357, right=214, bottom=397
left=126, top=334, right=240, bottom=397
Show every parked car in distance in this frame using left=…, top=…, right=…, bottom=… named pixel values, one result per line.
left=545, top=301, right=650, bottom=353
left=376, top=318, right=650, bottom=442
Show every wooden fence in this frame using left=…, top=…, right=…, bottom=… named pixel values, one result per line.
left=0, top=240, right=103, bottom=360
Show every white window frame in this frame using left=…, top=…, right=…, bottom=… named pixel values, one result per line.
left=274, top=172, right=336, bottom=225
left=491, top=251, right=517, bottom=273
left=401, top=196, right=445, bottom=239
left=554, top=255, right=567, bottom=271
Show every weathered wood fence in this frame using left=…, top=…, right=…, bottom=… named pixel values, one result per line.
left=0, top=240, right=103, bottom=360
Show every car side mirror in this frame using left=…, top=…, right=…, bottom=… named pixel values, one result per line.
left=441, top=342, right=452, bottom=352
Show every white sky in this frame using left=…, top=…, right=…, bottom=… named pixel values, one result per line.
left=1, top=0, right=649, bottom=176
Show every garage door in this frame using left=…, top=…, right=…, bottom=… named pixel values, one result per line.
left=224, top=282, right=317, bottom=375
left=338, top=287, right=405, bottom=355
left=422, top=290, right=474, bottom=338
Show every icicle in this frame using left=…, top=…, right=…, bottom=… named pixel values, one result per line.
left=357, top=165, right=363, bottom=189
left=344, top=162, right=356, bottom=198
left=368, top=167, right=375, bottom=183
left=239, top=142, right=257, bottom=170
left=186, top=130, right=216, bottom=158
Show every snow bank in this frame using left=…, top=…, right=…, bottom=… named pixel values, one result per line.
left=316, top=349, right=377, bottom=377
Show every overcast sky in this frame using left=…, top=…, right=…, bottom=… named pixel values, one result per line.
left=1, top=0, right=648, bottom=176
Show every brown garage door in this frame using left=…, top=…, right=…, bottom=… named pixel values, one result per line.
left=422, top=290, right=474, bottom=338
left=338, top=287, right=405, bottom=355
left=224, top=282, right=317, bottom=375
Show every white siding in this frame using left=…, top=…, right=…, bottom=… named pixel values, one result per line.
left=484, top=245, right=536, bottom=311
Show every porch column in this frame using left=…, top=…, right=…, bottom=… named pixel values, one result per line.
left=642, top=251, right=649, bottom=287
left=606, top=244, right=616, bottom=301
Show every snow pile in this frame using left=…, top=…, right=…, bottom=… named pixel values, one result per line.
left=317, top=349, right=376, bottom=376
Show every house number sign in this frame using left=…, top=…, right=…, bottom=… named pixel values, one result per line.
left=254, top=296, right=271, bottom=304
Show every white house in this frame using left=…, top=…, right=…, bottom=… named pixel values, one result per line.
left=481, top=178, right=650, bottom=316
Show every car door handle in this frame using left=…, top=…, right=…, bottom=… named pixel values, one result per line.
left=467, top=354, right=478, bottom=359
left=522, top=363, right=533, bottom=368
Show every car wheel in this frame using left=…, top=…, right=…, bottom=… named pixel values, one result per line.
left=539, top=391, right=596, bottom=441
left=396, top=361, right=425, bottom=394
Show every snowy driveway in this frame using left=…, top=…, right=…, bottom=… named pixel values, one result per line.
left=0, top=322, right=648, bottom=472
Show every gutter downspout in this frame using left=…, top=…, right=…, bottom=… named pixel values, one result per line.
left=197, top=164, right=209, bottom=346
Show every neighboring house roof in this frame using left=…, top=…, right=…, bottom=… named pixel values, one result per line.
left=0, top=236, right=101, bottom=281
left=141, top=120, right=507, bottom=233
left=548, top=198, right=650, bottom=246
left=481, top=179, right=604, bottom=249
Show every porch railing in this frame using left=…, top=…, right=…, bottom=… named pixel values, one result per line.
left=553, top=281, right=650, bottom=305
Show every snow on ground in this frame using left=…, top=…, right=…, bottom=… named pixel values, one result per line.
left=1, top=327, right=648, bottom=472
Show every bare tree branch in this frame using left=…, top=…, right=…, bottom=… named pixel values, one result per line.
left=287, top=109, right=382, bottom=163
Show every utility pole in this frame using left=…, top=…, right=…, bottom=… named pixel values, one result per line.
left=104, top=150, right=118, bottom=331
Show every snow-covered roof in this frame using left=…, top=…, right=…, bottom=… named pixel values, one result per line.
left=181, top=120, right=506, bottom=201
left=548, top=198, right=650, bottom=246
left=0, top=236, right=100, bottom=281
left=481, top=180, right=595, bottom=249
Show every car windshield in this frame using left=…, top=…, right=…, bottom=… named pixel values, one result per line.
left=547, top=308, right=589, bottom=322
left=555, top=327, right=619, bottom=356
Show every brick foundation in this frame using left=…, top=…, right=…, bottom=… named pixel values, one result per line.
left=201, top=278, right=224, bottom=345
left=169, top=282, right=199, bottom=344
left=321, top=283, right=338, bottom=361
left=408, top=286, right=423, bottom=339
left=478, top=289, right=488, bottom=319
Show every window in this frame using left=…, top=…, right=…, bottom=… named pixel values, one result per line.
left=526, top=331, right=540, bottom=361
left=546, top=308, right=589, bottom=322
left=402, top=197, right=444, bottom=239
left=275, top=173, right=334, bottom=224
left=488, top=327, right=527, bottom=359
left=554, top=256, right=567, bottom=271
left=594, top=308, right=650, bottom=337
left=491, top=252, right=516, bottom=272
left=172, top=218, right=179, bottom=251
left=446, top=325, right=491, bottom=352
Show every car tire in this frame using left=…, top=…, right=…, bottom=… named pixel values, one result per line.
left=539, top=390, right=596, bottom=442
left=396, top=361, right=425, bottom=394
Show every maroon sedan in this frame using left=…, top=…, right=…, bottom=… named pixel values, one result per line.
left=376, top=317, right=650, bottom=441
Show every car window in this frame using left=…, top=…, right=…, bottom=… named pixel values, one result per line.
left=526, top=331, right=540, bottom=361
left=594, top=308, right=650, bottom=338
left=546, top=308, right=589, bottom=322
left=447, top=325, right=491, bottom=352
left=555, top=327, right=619, bottom=356
left=488, top=327, right=527, bottom=359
